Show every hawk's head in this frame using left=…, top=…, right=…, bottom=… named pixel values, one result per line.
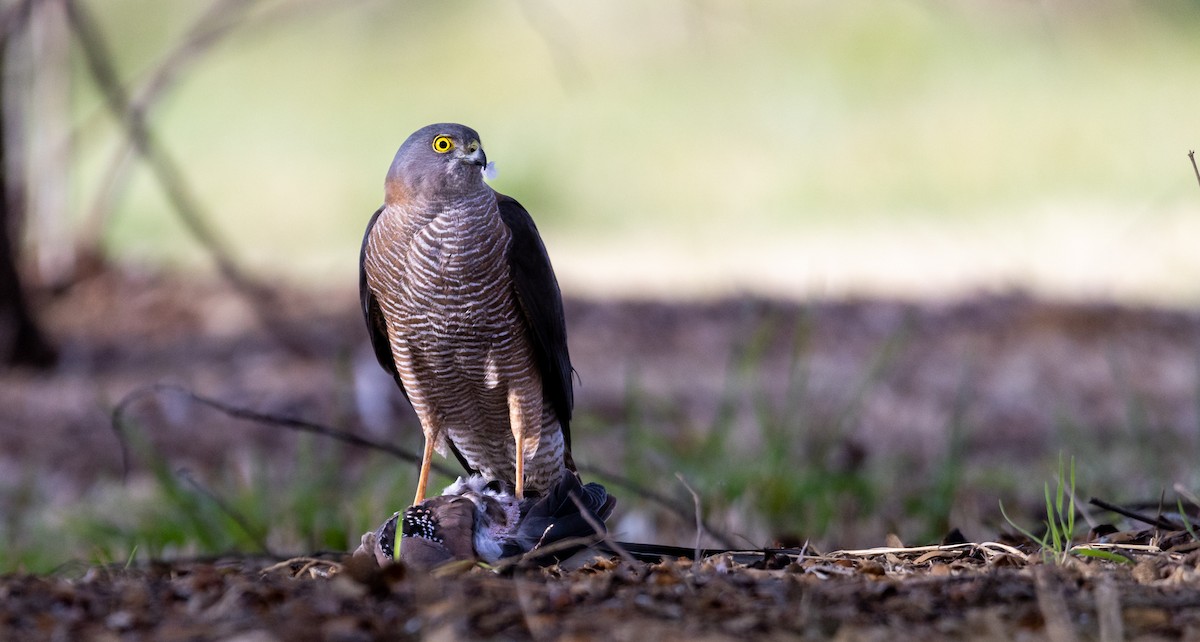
left=385, top=123, right=490, bottom=205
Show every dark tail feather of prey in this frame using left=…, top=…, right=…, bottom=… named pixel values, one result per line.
left=501, top=472, right=616, bottom=561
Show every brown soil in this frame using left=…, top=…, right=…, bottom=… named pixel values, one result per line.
left=4, top=544, right=1200, bottom=640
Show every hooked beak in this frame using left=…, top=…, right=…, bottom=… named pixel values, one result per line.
left=458, top=146, right=486, bottom=167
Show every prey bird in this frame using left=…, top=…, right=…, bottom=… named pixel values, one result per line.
left=354, top=473, right=614, bottom=570
left=360, top=123, right=577, bottom=505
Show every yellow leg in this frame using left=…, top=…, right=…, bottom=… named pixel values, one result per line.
left=514, top=434, right=526, bottom=500
left=508, top=387, right=530, bottom=500
left=413, top=436, right=435, bottom=506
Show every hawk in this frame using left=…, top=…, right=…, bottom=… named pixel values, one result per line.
left=360, top=123, right=577, bottom=505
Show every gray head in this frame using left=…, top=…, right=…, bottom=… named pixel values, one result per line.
left=385, top=123, right=489, bottom=205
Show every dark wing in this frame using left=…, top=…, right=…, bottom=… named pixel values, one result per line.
left=495, top=193, right=575, bottom=452
left=360, top=206, right=407, bottom=394
left=360, top=206, right=479, bottom=475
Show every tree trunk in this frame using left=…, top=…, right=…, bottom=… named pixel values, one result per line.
left=0, top=5, right=56, bottom=369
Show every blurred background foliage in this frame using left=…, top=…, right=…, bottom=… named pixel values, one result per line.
left=4, top=0, right=1200, bottom=572
left=55, top=0, right=1200, bottom=301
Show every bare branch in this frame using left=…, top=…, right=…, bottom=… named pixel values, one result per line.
left=110, top=383, right=744, bottom=555
left=569, top=491, right=638, bottom=567
left=78, top=0, right=260, bottom=258
left=76, top=0, right=377, bottom=252
left=110, top=383, right=457, bottom=478
left=63, top=0, right=252, bottom=292
left=577, top=463, right=738, bottom=548
left=62, top=0, right=314, bottom=355
left=1088, top=497, right=1179, bottom=531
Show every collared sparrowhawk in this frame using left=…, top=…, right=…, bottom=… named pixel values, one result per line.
left=360, top=123, right=577, bottom=505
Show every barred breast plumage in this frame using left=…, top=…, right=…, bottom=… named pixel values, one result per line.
left=363, top=193, right=566, bottom=491
left=359, top=123, right=575, bottom=505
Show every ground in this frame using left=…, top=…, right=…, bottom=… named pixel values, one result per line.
left=2, top=268, right=1200, bottom=638
left=4, top=545, right=1200, bottom=640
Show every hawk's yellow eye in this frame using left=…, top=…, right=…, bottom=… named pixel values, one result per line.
left=432, top=136, right=455, bottom=153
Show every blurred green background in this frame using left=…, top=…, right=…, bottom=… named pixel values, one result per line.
left=6, top=0, right=1200, bottom=572
left=66, top=0, right=1200, bottom=302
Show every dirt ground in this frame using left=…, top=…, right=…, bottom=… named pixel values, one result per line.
left=3, top=268, right=1200, bottom=638
left=4, top=543, right=1200, bottom=640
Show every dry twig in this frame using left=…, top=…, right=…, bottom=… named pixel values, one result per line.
left=569, top=493, right=638, bottom=567
left=1089, top=497, right=1179, bottom=530
left=579, top=464, right=737, bottom=548
left=674, top=472, right=704, bottom=564
left=262, top=556, right=342, bottom=579
left=110, top=383, right=456, bottom=478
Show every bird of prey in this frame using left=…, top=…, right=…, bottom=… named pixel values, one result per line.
left=360, top=123, right=576, bottom=506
